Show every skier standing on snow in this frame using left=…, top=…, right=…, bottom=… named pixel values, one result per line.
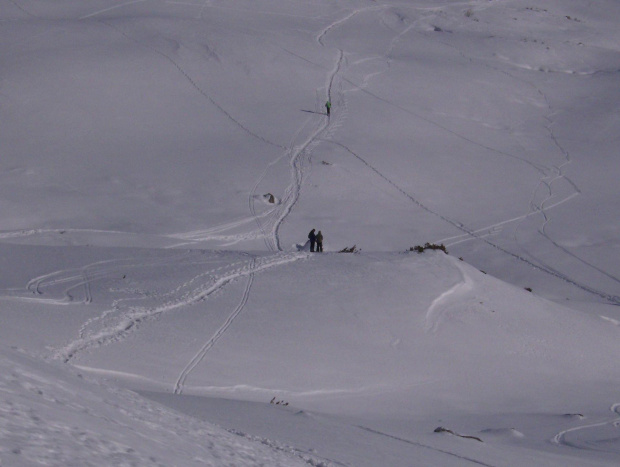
left=308, top=229, right=317, bottom=252
left=325, top=100, right=331, bottom=117
left=316, top=230, right=324, bottom=252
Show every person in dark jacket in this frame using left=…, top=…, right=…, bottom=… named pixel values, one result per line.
left=325, top=100, right=331, bottom=116
left=316, top=230, right=323, bottom=252
left=308, top=229, right=316, bottom=252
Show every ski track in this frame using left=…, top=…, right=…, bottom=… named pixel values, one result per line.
left=56, top=252, right=308, bottom=363
left=425, top=260, right=474, bottom=333
left=599, top=315, right=620, bottom=326
left=270, top=49, right=345, bottom=251
left=358, top=425, right=496, bottom=467
left=0, top=227, right=132, bottom=240
left=77, top=253, right=240, bottom=339
left=246, top=28, right=348, bottom=252
left=437, top=193, right=580, bottom=248
left=248, top=115, right=316, bottom=252
left=4, top=0, right=38, bottom=18
left=11, top=252, right=193, bottom=307
left=505, top=68, right=620, bottom=289
left=4, top=3, right=620, bottom=465
left=552, top=403, right=620, bottom=451
left=316, top=5, right=389, bottom=47
left=25, top=265, right=113, bottom=305
left=174, top=257, right=256, bottom=395
left=96, top=18, right=284, bottom=151
left=310, top=5, right=620, bottom=307
left=78, top=0, right=148, bottom=19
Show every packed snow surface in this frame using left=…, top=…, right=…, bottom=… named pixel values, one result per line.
left=1, top=0, right=620, bottom=465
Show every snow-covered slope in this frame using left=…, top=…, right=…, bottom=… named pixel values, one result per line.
left=1, top=0, right=620, bottom=465
left=0, top=345, right=312, bottom=466
left=2, top=245, right=619, bottom=466
left=3, top=0, right=620, bottom=305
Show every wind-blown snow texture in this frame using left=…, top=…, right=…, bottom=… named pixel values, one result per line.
left=1, top=0, right=620, bottom=465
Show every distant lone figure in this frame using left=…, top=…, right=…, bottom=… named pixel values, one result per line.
left=325, top=100, right=331, bottom=116
left=316, top=230, right=324, bottom=252
left=308, top=229, right=316, bottom=252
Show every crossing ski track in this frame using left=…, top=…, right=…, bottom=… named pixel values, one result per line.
left=173, top=257, right=256, bottom=395
left=55, top=252, right=308, bottom=364
left=1, top=251, right=192, bottom=306
left=314, top=3, right=620, bottom=308
left=552, top=403, right=620, bottom=452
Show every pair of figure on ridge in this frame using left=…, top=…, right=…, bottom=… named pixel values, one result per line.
left=308, top=229, right=323, bottom=252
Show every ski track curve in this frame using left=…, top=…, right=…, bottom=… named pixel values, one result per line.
left=56, top=252, right=309, bottom=363
left=25, top=265, right=108, bottom=305
left=174, top=257, right=256, bottom=395
left=316, top=5, right=389, bottom=47
left=552, top=403, right=620, bottom=451
left=78, top=0, right=147, bottom=19
left=13, top=252, right=193, bottom=306
left=425, top=260, right=474, bottom=333
left=248, top=114, right=316, bottom=252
